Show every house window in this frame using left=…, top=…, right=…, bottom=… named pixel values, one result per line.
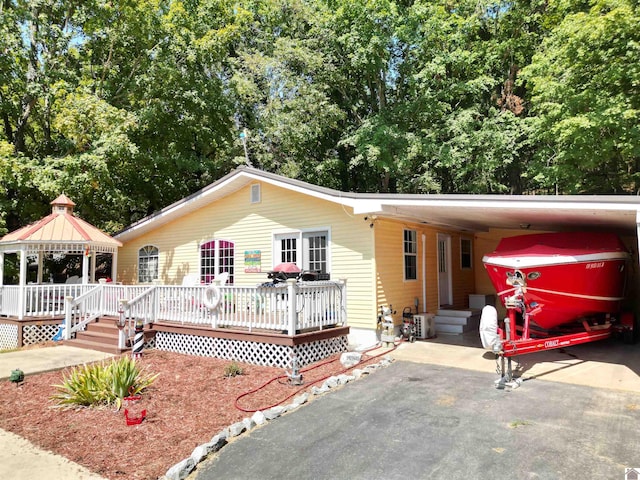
left=279, top=237, right=297, bottom=264
left=304, top=232, right=328, bottom=273
left=138, top=245, right=159, bottom=283
left=404, top=229, right=417, bottom=280
left=461, top=238, right=472, bottom=269
left=200, top=239, right=235, bottom=284
left=274, top=230, right=329, bottom=274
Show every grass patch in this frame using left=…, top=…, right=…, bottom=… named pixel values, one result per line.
left=509, top=419, right=532, bottom=428
left=223, top=361, right=244, bottom=378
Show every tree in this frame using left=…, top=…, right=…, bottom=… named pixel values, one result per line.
left=522, top=0, right=640, bottom=193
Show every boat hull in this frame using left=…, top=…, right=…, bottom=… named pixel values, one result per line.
left=483, top=233, right=629, bottom=330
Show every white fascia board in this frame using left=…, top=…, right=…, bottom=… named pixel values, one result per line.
left=384, top=197, right=640, bottom=212
left=244, top=170, right=359, bottom=208
left=351, top=200, right=384, bottom=215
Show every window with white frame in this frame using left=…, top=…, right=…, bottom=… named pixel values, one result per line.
left=404, top=229, right=417, bottom=280
left=200, top=239, right=234, bottom=284
left=461, top=237, right=473, bottom=269
left=138, top=245, right=159, bottom=283
left=274, top=230, right=329, bottom=274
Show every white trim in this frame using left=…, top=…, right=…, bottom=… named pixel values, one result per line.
left=482, top=251, right=629, bottom=268
left=272, top=227, right=331, bottom=272
left=496, top=286, right=625, bottom=302
left=138, top=245, right=160, bottom=284
left=114, top=166, right=640, bottom=243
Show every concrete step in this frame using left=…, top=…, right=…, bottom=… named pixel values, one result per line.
left=435, top=310, right=481, bottom=335
left=435, top=323, right=466, bottom=334
left=436, top=309, right=481, bottom=318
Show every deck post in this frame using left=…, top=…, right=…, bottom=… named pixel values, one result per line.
left=18, top=248, right=27, bottom=320
left=287, top=279, right=297, bottom=336
left=339, top=278, right=348, bottom=325
left=64, top=296, right=74, bottom=340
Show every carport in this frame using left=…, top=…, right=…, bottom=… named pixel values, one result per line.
left=353, top=194, right=640, bottom=309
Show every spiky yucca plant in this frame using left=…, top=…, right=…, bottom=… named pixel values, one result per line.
left=52, top=356, right=158, bottom=409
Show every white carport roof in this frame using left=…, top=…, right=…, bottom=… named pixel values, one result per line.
left=115, top=166, right=640, bottom=241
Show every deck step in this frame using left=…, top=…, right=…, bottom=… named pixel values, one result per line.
left=64, top=338, right=128, bottom=355
left=64, top=316, right=131, bottom=355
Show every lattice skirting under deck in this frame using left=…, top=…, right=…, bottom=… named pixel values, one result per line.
left=0, top=324, right=19, bottom=350
left=22, top=324, right=61, bottom=345
left=155, top=331, right=348, bottom=369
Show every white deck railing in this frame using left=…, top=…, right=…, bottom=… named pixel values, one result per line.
left=0, top=280, right=347, bottom=339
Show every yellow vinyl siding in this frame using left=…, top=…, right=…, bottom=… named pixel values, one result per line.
left=118, top=182, right=377, bottom=330
left=374, top=219, right=477, bottom=326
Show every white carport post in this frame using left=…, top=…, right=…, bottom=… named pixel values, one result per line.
left=18, top=247, right=27, bottom=320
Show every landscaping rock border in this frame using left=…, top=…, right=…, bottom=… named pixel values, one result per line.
left=162, top=355, right=394, bottom=480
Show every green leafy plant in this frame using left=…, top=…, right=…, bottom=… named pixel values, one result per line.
left=223, top=361, right=244, bottom=378
left=52, top=356, right=158, bottom=409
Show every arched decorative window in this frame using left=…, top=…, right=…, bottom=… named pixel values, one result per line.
left=200, top=239, right=234, bottom=284
left=138, top=245, right=159, bottom=283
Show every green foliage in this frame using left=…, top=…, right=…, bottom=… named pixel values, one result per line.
left=223, top=361, right=244, bottom=378
left=51, top=356, right=158, bottom=409
left=0, top=0, right=638, bottom=229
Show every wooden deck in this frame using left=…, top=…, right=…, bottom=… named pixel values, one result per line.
left=0, top=315, right=350, bottom=368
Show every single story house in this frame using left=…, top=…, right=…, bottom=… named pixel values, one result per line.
left=114, top=166, right=640, bottom=347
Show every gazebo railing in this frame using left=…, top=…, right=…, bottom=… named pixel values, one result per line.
left=0, top=284, right=94, bottom=319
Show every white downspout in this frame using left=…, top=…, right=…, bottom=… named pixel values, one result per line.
left=422, top=233, right=427, bottom=313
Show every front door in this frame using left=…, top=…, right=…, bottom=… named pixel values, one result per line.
left=437, top=234, right=452, bottom=307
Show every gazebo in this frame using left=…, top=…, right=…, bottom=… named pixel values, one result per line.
left=0, top=195, right=122, bottom=319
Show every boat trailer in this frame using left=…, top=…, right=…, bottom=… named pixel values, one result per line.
left=480, top=279, right=637, bottom=389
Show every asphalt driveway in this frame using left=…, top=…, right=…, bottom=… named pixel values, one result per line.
left=190, top=360, right=640, bottom=480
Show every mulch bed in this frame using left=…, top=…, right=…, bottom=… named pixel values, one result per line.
left=0, top=348, right=384, bottom=479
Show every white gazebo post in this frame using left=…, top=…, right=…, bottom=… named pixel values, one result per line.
left=111, top=250, right=118, bottom=282
left=90, top=248, right=97, bottom=283
left=81, top=246, right=89, bottom=284
left=0, top=252, right=4, bottom=286
left=18, top=247, right=27, bottom=320
left=36, top=251, right=43, bottom=284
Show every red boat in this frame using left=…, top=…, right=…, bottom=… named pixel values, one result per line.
left=483, top=232, right=630, bottom=329
left=480, top=232, right=637, bottom=388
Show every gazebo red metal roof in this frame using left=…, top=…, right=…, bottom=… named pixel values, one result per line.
left=0, top=194, right=122, bottom=252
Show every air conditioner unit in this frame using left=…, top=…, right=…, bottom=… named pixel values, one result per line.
left=413, top=314, right=436, bottom=339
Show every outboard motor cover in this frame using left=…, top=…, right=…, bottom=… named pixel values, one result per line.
left=479, top=305, right=500, bottom=350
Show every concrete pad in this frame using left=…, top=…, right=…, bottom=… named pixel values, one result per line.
left=0, top=345, right=113, bottom=380
left=191, top=361, right=640, bottom=480
left=0, top=429, right=106, bottom=480
left=390, top=334, right=640, bottom=393
left=0, top=346, right=113, bottom=480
